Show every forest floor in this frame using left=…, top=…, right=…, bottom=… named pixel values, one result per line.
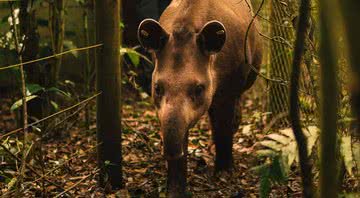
left=0, top=92, right=358, bottom=197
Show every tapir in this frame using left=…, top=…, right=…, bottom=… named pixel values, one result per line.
left=137, top=0, right=262, bottom=196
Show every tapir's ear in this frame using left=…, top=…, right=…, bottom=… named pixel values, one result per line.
left=138, top=19, right=169, bottom=51
left=197, top=20, right=226, bottom=54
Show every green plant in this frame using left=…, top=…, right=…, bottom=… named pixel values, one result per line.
left=254, top=126, right=359, bottom=197
left=253, top=126, right=319, bottom=197
left=10, top=83, right=71, bottom=112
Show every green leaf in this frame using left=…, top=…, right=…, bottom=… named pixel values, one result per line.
left=10, top=95, right=38, bottom=111
left=119, top=21, right=125, bottom=29
left=260, top=140, right=282, bottom=151
left=279, top=128, right=295, bottom=139
left=303, top=126, right=320, bottom=155
left=341, top=135, right=354, bottom=176
left=284, top=141, right=298, bottom=167
left=259, top=168, right=271, bottom=198
left=266, top=133, right=290, bottom=145
left=26, top=83, right=44, bottom=95
left=7, top=177, right=17, bottom=190
left=251, top=163, right=270, bottom=175
left=269, top=156, right=288, bottom=183
left=47, top=87, right=71, bottom=98
left=120, top=47, right=153, bottom=66
left=256, top=149, right=277, bottom=157
left=50, top=100, right=59, bottom=111
left=63, top=40, right=78, bottom=57
left=128, top=51, right=140, bottom=66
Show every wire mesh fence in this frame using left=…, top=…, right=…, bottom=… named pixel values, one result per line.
left=253, top=0, right=318, bottom=128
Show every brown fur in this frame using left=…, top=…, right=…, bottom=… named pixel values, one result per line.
left=138, top=0, right=262, bottom=196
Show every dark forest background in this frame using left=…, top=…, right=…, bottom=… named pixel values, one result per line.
left=0, top=0, right=359, bottom=197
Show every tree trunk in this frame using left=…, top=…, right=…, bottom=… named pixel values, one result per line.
left=341, top=1, right=360, bottom=139
left=96, top=0, right=123, bottom=189
left=289, top=0, right=314, bottom=197
left=19, top=0, right=40, bottom=85
left=318, top=0, right=340, bottom=197
left=49, top=0, right=65, bottom=87
left=19, top=0, right=44, bottom=120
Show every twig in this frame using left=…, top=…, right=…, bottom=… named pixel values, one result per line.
left=241, top=2, right=317, bottom=98
left=45, top=98, right=90, bottom=134
left=9, top=2, right=28, bottom=195
left=243, top=0, right=290, bottom=86
left=257, top=13, right=293, bottom=28
left=31, top=143, right=101, bottom=183
left=0, top=44, right=103, bottom=71
left=258, top=31, right=293, bottom=49
left=289, top=0, right=314, bottom=197
left=0, top=144, right=68, bottom=194
left=0, top=93, right=101, bottom=139
left=53, top=169, right=100, bottom=198
left=122, top=121, right=154, bottom=153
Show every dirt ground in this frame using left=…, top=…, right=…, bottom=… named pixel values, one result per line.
left=0, top=91, right=357, bottom=197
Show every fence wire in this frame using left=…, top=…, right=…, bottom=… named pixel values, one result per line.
left=256, top=0, right=318, bottom=128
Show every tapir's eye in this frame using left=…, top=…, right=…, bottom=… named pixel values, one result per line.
left=194, top=85, right=205, bottom=97
left=191, top=84, right=205, bottom=98
left=154, top=83, right=164, bottom=97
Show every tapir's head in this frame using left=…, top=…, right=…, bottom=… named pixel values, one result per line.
left=138, top=19, right=226, bottom=160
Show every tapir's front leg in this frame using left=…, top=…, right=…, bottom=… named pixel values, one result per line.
left=209, top=97, right=241, bottom=172
left=167, top=155, right=187, bottom=197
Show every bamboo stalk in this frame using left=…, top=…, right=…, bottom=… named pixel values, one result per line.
left=49, top=0, right=65, bottom=87
left=318, top=0, right=340, bottom=197
left=83, top=0, right=91, bottom=130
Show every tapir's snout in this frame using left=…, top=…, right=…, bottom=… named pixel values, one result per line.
left=163, top=128, right=184, bottom=160
left=161, top=117, right=186, bottom=160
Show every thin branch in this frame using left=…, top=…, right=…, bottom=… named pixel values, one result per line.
left=242, top=0, right=316, bottom=99
left=0, top=144, right=68, bottom=194
left=289, top=0, right=314, bottom=197
left=9, top=2, right=29, bottom=195
left=258, top=31, right=293, bottom=48
left=0, top=44, right=103, bottom=71
left=244, top=0, right=264, bottom=65
left=0, top=92, right=101, bottom=139
left=32, top=143, right=101, bottom=183
left=53, top=169, right=100, bottom=198
left=243, top=0, right=290, bottom=86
